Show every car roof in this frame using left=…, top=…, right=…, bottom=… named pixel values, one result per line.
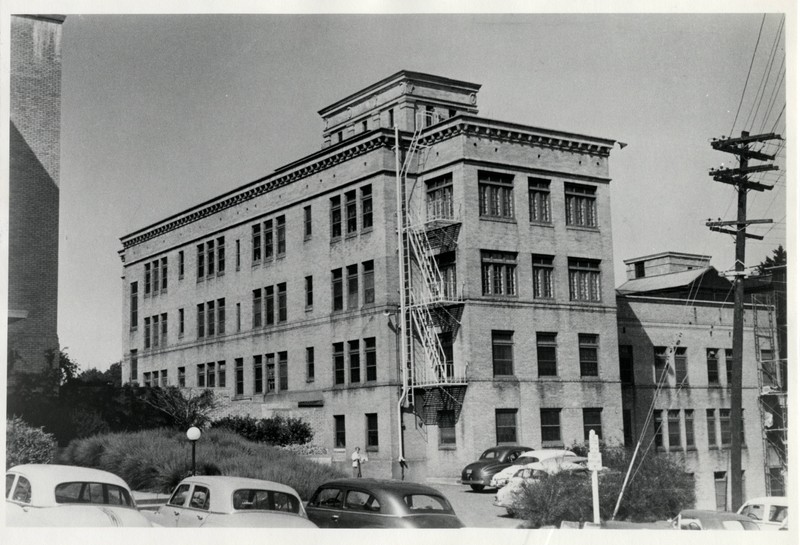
left=176, top=476, right=303, bottom=514
left=7, top=464, right=133, bottom=507
left=740, top=496, right=788, bottom=505
left=482, top=445, right=532, bottom=454
left=519, top=449, right=577, bottom=458
left=317, top=478, right=446, bottom=496
left=680, top=509, right=754, bottom=522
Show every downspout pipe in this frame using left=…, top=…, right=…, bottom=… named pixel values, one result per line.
left=394, top=124, right=409, bottom=477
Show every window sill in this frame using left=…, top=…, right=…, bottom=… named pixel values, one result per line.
left=305, top=306, right=313, bottom=313
left=361, top=227, right=373, bottom=235
left=304, top=236, right=312, bottom=242
left=306, top=378, right=315, bottom=383
left=365, top=446, right=378, bottom=453
left=529, top=221, right=554, bottom=228
left=438, top=444, right=457, bottom=451
left=330, top=237, right=342, bottom=245
left=178, top=275, right=184, bottom=281
left=479, top=216, right=516, bottom=224
left=537, top=374, right=559, bottom=379
left=541, top=442, right=564, bottom=449
left=492, top=375, right=519, bottom=382
left=566, top=225, right=600, bottom=233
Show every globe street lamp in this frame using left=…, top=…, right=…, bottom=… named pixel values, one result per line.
left=186, top=426, right=202, bottom=476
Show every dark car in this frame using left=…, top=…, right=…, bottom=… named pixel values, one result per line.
left=460, top=445, right=533, bottom=491
left=673, top=509, right=761, bottom=530
left=305, top=478, right=464, bottom=528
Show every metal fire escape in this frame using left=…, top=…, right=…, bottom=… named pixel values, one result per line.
left=395, top=110, right=468, bottom=429
left=751, top=292, right=787, bottom=495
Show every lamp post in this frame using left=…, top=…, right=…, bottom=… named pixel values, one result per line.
left=186, top=426, right=202, bottom=476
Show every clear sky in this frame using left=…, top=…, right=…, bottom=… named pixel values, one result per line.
left=43, top=9, right=789, bottom=371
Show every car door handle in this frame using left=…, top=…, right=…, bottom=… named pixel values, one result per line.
left=173, top=511, right=180, bottom=516
left=331, top=515, right=339, bottom=521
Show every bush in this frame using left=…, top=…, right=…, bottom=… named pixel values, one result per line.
left=6, top=417, right=57, bottom=468
left=514, top=447, right=695, bottom=526
left=58, top=428, right=345, bottom=499
left=211, top=414, right=313, bottom=446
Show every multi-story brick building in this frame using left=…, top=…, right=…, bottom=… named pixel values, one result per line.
left=8, top=15, right=65, bottom=382
left=617, top=252, right=775, bottom=510
left=119, top=70, right=623, bottom=478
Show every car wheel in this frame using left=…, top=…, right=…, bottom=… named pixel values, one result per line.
left=470, top=484, right=485, bottom=492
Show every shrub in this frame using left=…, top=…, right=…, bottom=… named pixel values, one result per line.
left=212, top=414, right=313, bottom=446
left=6, top=417, right=57, bottom=468
left=58, top=428, right=346, bottom=499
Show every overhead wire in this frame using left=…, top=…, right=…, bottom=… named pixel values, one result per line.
left=745, top=16, right=785, bottom=132
left=729, top=15, right=766, bottom=137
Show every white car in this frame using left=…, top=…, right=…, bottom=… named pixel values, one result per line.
left=489, top=449, right=578, bottom=488
left=737, top=496, right=788, bottom=530
left=493, top=459, right=588, bottom=515
left=5, top=464, right=153, bottom=527
left=144, top=475, right=317, bottom=528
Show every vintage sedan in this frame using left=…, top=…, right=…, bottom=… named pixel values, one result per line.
left=737, top=496, right=788, bottom=530
left=306, top=478, right=464, bottom=528
left=145, top=475, right=316, bottom=528
left=460, top=445, right=533, bottom=491
left=493, top=459, right=589, bottom=515
left=489, top=449, right=579, bottom=488
left=5, top=464, right=153, bottom=527
left=673, top=509, right=761, bottom=530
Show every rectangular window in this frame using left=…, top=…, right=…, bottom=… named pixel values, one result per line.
left=253, top=289, right=262, bottom=328
left=619, top=344, right=634, bottom=384
left=361, top=185, right=373, bottom=230
left=438, top=410, right=456, bottom=446
left=265, top=286, right=275, bottom=326
left=333, top=342, right=345, bottom=385
left=537, top=332, right=558, bottom=376
left=720, top=409, right=731, bottom=446
left=277, top=283, right=287, bottom=323
left=565, top=183, right=597, bottom=227
left=218, top=361, right=226, bottom=388
left=130, top=282, right=138, bottom=331
left=481, top=251, right=517, bottom=296
left=668, top=409, right=681, bottom=450
left=706, top=409, right=717, bottom=448
left=528, top=178, right=551, bottom=223
left=304, top=205, right=312, bottom=239
left=674, top=347, right=688, bottom=384
left=143, top=372, right=150, bottom=387
left=495, top=409, right=518, bottom=444
left=217, top=298, right=226, bottom=335
left=153, top=260, right=160, bottom=293
left=235, top=358, right=244, bottom=396
left=725, top=349, right=733, bottom=384
left=236, top=303, right=241, bottom=332
left=178, top=308, right=184, bottom=336
left=160, top=313, right=168, bottom=346
left=197, top=304, right=205, bottom=338
left=161, top=257, right=168, bottom=291
left=152, top=315, right=160, bottom=347
left=365, top=337, right=377, bottom=382
left=264, top=219, right=273, bottom=261
left=365, top=413, right=378, bottom=451
left=583, top=408, right=603, bottom=440
left=492, top=330, right=514, bottom=376
left=540, top=408, right=561, bottom=445
left=349, top=340, right=361, bottom=383
left=207, top=362, right=216, bottom=388
left=653, top=410, right=663, bottom=449
left=479, top=171, right=514, bottom=219
left=707, top=349, right=720, bottom=384
left=714, top=472, right=727, bottom=511
left=305, top=275, right=314, bottom=309
left=253, top=355, right=263, bottom=394
left=160, top=369, right=168, bottom=387
left=362, top=261, right=374, bottom=304
left=207, top=300, right=215, bottom=337
left=347, top=264, right=359, bottom=309
left=276, top=215, right=286, bottom=256
left=129, top=350, right=138, bottom=383
left=685, top=409, right=695, bottom=448
left=144, top=263, right=151, bottom=295
left=178, top=366, right=185, bottom=388
left=265, top=354, right=275, bottom=393
left=252, top=224, right=262, bottom=264
left=439, top=332, right=454, bottom=379
left=278, top=351, right=288, bottom=391
left=236, top=239, right=241, bottom=270
left=330, top=196, right=342, bottom=240
left=144, top=317, right=151, bottom=348
left=532, top=254, right=554, bottom=299
left=206, top=240, right=215, bottom=276
left=345, top=190, right=358, bottom=234
left=332, top=268, right=343, bottom=311
left=197, top=364, right=206, bottom=388
left=217, top=237, right=225, bottom=274
left=579, top=334, right=599, bottom=376
left=654, top=347, right=669, bottom=381
left=568, top=258, right=601, bottom=301
left=179, top=251, right=185, bottom=279
left=427, top=174, right=454, bottom=220
left=334, top=415, right=346, bottom=449
left=196, top=244, right=205, bottom=279
left=306, top=347, right=315, bottom=382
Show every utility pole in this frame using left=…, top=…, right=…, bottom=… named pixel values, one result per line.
left=707, top=130, right=780, bottom=511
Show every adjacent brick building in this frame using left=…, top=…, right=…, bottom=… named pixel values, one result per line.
left=119, top=71, right=623, bottom=478
left=8, top=15, right=65, bottom=382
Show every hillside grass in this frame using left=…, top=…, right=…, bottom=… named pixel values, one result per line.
left=58, top=428, right=346, bottom=499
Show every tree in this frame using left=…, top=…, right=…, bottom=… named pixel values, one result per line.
left=757, top=245, right=786, bottom=275
left=141, top=387, right=218, bottom=429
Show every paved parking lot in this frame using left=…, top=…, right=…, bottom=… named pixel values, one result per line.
left=431, top=481, right=521, bottom=528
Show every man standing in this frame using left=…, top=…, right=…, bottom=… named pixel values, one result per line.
left=351, top=446, right=366, bottom=477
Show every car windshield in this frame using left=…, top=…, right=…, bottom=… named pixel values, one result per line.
left=479, top=450, right=499, bottom=460
left=403, top=494, right=453, bottom=513
left=54, top=482, right=133, bottom=507
left=232, top=488, right=300, bottom=514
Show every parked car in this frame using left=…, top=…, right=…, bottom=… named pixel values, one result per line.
left=460, top=445, right=533, bottom=491
left=306, top=478, right=464, bottom=528
left=672, top=509, right=761, bottom=530
left=489, top=449, right=579, bottom=488
left=5, top=464, right=153, bottom=527
left=737, top=496, right=788, bottom=530
left=493, top=459, right=589, bottom=515
left=145, top=475, right=316, bottom=528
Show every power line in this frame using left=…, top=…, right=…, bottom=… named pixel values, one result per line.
left=745, top=16, right=784, bottom=132
left=729, top=15, right=766, bottom=136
